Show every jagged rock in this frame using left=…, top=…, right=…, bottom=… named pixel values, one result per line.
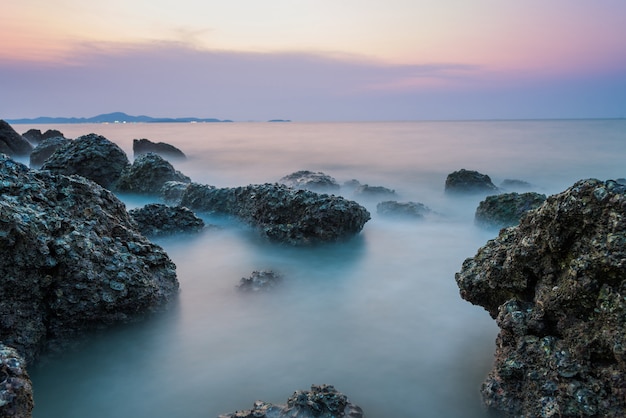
left=279, top=170, right=340, bottom=192
left=129, top=203, right=205, bottom=236
left=116, top=153, right=190, bottom=195
left=474, top=192, right=546, bottom=228
left=455, top=179, right=626, bottom=417
left=29, top=136, right=72, bottom=168
left=0, top=155, right=178, bottom=363
left=353, top=184, right=397, bottom=198
left=0, top=344, right=33, bottom=418
left=160, top=181, right=191, bottom=205
left=218, top=384, right=363, bottom=418
left=236, top=270, right=282, bottom=292
left=175, top=183, right=370, bottom=246
left=0, top=121, right=32, bottom=158
left=133, top=138, right=186, bottom=160
left=376, top=200, right=432, bottom=219
left=500, top=179, right=533, bottom=191
left=22, top=129, right=65, bottom=145
left=40, top=133, right=130, bottom=189
left=445, top=169, right=498, bottom=194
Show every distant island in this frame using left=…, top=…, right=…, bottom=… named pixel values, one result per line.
left=6, top=112, right=233, bottom=124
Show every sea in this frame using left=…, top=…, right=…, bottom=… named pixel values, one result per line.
left=16, top=119, right=626, bottom=417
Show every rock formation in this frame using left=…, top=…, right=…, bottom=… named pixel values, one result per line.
left=237, top=270, right=282, bottom=292
left=0, top=344, right=33, bottom=418
left=116, top=153, right=190, bottom=195
left=445, top=169, right=498, bottom=194
left=129, top=203, right=205, bottom=236
left=0, top=121, right=32, bottom=158
left=29, top=136, right=72, bottom=168
left=474, top=192, right=546, bottom=228
left=353, top=184, right=397, bottom=199
left=376, top=200, right=432, bottom=219
left=279, top=170, right=340, bottom=192
left=22, top=128, right=65, bottom=145
left=133, top=138, right=186, bottom=160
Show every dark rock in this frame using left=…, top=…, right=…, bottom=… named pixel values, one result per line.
left=617, top=178, right=626, bottom=185
left=500, top=179, right=533, bottom=191
left=0, top=344, right=33, bottom=418
left=445, top=169, right=498, bottom=194
left=129, top=203, right=205, bottom=236
left=455, top=179, right=626, bottom=417
left=279, top=170, right=340, bottom=192
left=0, top=155, right=178, bottom=363
left=29, top=136, right=72, bottom=168
left=0, top=121, right=32, bottom=158
left=175, top=182, right=370, bottom=246
left=22, top=129, right=65, bottom=145
left=353, top=184, right=397, bottom=198
left=377, top=200, right=432, bottom=219
left=160, top=181, right=192, bottom=205
left=218, top=384, right=363, bottom=418
left=133, top=138, right=186, bottom=160
left=237, top=270, right=282, bottom=292
left=40, top=133, right=130, bottom=189
left=116, top=153, right=190, bottom=195
left=474, top=192, right=546, bottom=228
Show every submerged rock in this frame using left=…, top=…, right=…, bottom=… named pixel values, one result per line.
left=133, top=138, right=186, bottom=160
left=376, top=200, right=432, bottom=219
left=237, top=270, right=282, bottom=292
left=445, top=169, right=498, bottom=194
left=353, top=184, right=397, bottom=199
left=474, top=192, right=546, bottom=228
left=218, top=384, right=364, bottom=418
left=29, top=136, right=72, bottom=168
left=500, top=178, right=534, bottom=191
left=0, top=121, right=32, bottom=158
left=129, top=203, right=205, bottom=236
left=117, top=153, right=190, bottom=195
left=279, top=170, right=340, bottom=192
left=0, top=344, right=33, bottom=418
left=456, top=179, right=626, bottom=417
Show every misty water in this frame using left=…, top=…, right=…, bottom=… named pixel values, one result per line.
left=25, top=120, right=626, bottom=417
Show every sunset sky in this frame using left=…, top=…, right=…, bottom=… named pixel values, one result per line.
left=1, top=0, right=625, bottom=121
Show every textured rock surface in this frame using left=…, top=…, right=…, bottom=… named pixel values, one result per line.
left=129, top=203, right=205, bottom=236
left=0, top=344, right=33, bottom=418
left=41, top=133, right=130, bottom=189
left=133, top=138, right=186, bottom=160
left=218, top=384, right=363, bottom=418
left=22, top=129, right=65, bottom=145
left=376, top=200, right=432, bottom=219
left=117, top=153, right=190, bottom=195
left=0, top=155, right=179, bottom=363
left=237, top=270, right=282, bottom=292
left=445, top=169, right=498, bottom=194
left=456, top=179, right=626, bottom=417
left=474, top=192, right=546, bottom=228
left=279, top=170, right=340, bottom=192
left=0, top=121, right=32, bottom=158
left=29, top=136, right=72, bottom=168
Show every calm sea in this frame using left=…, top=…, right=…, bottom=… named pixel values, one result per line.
left=22, top=120, right=626, bottom=417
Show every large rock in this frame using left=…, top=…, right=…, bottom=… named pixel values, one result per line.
left=29, top=136, right=72, bottom=168
left=133, top=138, right=186, bottom=160
left=455, top=179, right=626, bottom=417
left=279, top=170, right=340, bottom=192
left=116, top=153, right=190, bottom=195
left=474, top=192, right=546, bottom=228
left=0, top=155, right=178, bottom=363
left=0, top=121, right=32, bottom=158
left=0, top=344, right=33, bottom=418
left=22, top=129, right=65, bottom=145
left=175, top=183, right=370, bottom=246
left=445, top=169, right=498, bottom=194
left=129, top=203, right=205, bottom=237
left=41, top=133, right=130, bottom=189
left=218, top=384, right=363, bottom=418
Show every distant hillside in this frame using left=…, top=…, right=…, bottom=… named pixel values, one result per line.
left=6, top=112, right=233, bottom=124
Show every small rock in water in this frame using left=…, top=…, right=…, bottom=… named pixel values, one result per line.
left=445, top=168, right=498, bottom=194
left=376, top=200, right=432, bottom=219
left=237, top=270, right=282, bottom=292
left=279, top=170, right=340, bottom=192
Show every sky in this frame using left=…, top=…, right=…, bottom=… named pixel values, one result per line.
left=1, top=0, right=625, bottom=121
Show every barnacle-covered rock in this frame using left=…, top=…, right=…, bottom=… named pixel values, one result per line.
left=129, top=203, right=205, bottom=236
left=474, top=192, right=546, bottom=228
left=456, top=179, right=626, bottom=417
left=279, top=170, right=340, bottom=192
left=0, top=344, right=33, bottom=418
left=117, top=153, right=190, bottom=195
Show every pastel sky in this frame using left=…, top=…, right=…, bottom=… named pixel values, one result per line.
left=1, top=0, right=625, bottom=121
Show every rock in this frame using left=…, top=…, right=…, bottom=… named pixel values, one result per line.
left=617, top=178, right=626, bottom=185
left=279, top=170, right=340, bottom=192
left=376, top=200, right=432, bottom=219
left=353, top=184, right=397, bottom=198
left=0, top=155, right=178, bottom=363
left=133, top=138, right=186, bottom=160
left=116, top=153, right=191, bottom=195
left=218, top=384, right=363, bottom=418
left=237, top=270, right=282, bottom=292
left=0, top=121, right=33, bottom=158
left=22, top=129, right=65, bottom=145
left=0, top=344, right=33, bottom=418
left=175, top=183, right=370, bottom=246
left=160, top=181, right=192, bottom=205
left=455, top=179, right=626, bottom=417
left=445, top=169, right=498, bottom=194
left=500, top=179, right=533, bottom=191
left=474, top=192, right=546, bottom=228
left=129, top=203, right=205, bottom=236
left=29, top=136, right=72, bottom=168
left=40, top=133, right=130, bottom=189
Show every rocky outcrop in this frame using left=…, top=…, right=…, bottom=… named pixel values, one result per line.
left=0, top=344, right=33, bottom=418
left=218, top=384, right=363, bottom=418
left=456, top=179, right=626, bottom=417
left=174, top=183, right=370, bottom=246
left=29, top=136, right=72, bottom=168
left=237, top=270, right=282, bottom=292
left=129, top=203, right=205, bottom=237
left=0, top=155, right=178, bottom=363
left=133, top=138, right=186, bottom=160
left=474, top=192, right=546, bottom=228
left=353, top=184, right=397, bottom=199
left=116, top=153, right=190, bottom=195
left=279, top=170, right=340, bottom=192
left=445, top=169, right=498, bottom=194
left=40, top=133, right=130, bottom=189
left=0, top=121, right=32, bottom=158
left=500, top=179, right=533, bottom=191
left=22, top=129, right=65, bottom=145
left=376, top=200, right=432, bottom=219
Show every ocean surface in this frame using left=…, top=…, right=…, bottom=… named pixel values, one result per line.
left=20, top=120, right=626, bottom=417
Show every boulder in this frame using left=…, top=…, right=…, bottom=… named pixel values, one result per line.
left=129, top=203, right=205, bottom=237
left=29, top=136, right=72, bottom=168
left=116, top=153, right=190, bottom=195
left=160, top=181, right=192, bottom=205
left=353, top=184, right=397, bottom=199
left=218, top=384, right=363, bottom=418
left=445, top=169, right=498, bottom=194
left=455, top=179, right=626, bottom=417
left=474, top=192, right=546, bottom=228
left=41, top=133, right=130, bottom=189
left=22, top=129, right=65, bottom=145
left=237, top=270, right=282, bottom=292
left=279, top=170, right=340, bottom=192
left=0, top=344, right=33, bottom=418
left=376, top=200, right=432, bottom=219
left=500, top=179, right=533, bottom=191
left=175, top=183, right=370, bottom=246
left=133, top=138, right=186, bottom=160
left=0, top=155, right=178, bottom=363
left=0, top=121, right=32, bottom=158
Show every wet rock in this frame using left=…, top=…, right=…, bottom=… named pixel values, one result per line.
left=445, top=169, right=498, bottom=194
left=0, top=121, right=32, bottom=158
left=474, top=192, right=546, bottom=228
left=0, top=155, right=178, bottom=363
left=129, top=203, right=205, bottom=236
left=279, top=170, right=340, bottom=192
left=455, top=179, right=626, bottom=417
left=0, top=344, right=33, bottom=418
left=160, top=181, right=191, bottom=205
left=116, top=153, right=190, bottom=195
left=237, top=270, right=282, bottom=292
left=500, top=179, right=534, bottom=191
left=353, top=184, right=397, bottom=199
left=29, top=136, right=72, bottom=168
left=175, top=182, right=370, bottom=246
left=22, top=129, right=65, bottom=145
left=218, top=384, right=363, bottom=418
left=377, top=200, right=432, bottom=219
left=41, top=133, right=130, bottom=189
left=133, top=138, right=186, bottom=160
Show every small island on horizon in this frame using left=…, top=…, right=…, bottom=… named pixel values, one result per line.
left=6, top=112, right=235, bottom=124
